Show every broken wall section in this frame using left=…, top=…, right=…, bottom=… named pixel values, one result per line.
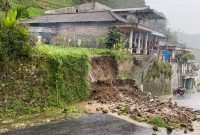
left=90, top=56, right=134, bottom=81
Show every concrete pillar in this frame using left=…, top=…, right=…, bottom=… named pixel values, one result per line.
left=144, top=33, right=149, bottom=55
left=155, top=19, right=158, bottom=31
left=144, top=16, right=149, bottom=26
left=129, top=29, right=134, bottom=53
left=136, top=32, right=141, bottom=54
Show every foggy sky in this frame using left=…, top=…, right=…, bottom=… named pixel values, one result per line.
left=145, top=0, right=200, bottom=34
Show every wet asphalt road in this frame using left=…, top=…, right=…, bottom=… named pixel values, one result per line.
left=1, top=114, right=174, bottom=135
left=173, top=92, right=200, bottom=110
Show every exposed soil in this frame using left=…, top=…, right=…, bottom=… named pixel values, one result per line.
left=90, top=56, right=118, bottom=81
left=91, top=79, right=197, bottom=129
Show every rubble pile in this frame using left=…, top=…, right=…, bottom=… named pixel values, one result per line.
left=91, top=79, right=197, bottom=127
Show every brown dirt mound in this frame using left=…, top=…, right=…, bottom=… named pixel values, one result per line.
left=90, top=56, right=118, bottom=81
left=91, top=79, right=196, bottom=127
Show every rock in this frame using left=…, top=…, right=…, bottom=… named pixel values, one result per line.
left=152, top=133, right=157, bottom=135
left=62, top=108, right=68, bottom=113
left=188, top=127, right=194, bottom=132
left=47, top=119, right=50, bottom=122
left=152, top=126, right=158, bottom=131
left=102, top=109, right=108, bottom=114
left=91, top=79, right=197, bottom=128
left=96, top=108, right=102, bottom=112
left=180, top=123, right=187, bottom=128
left=184, top=130, right=187, bottom=134
left=166, top=127, right=173, bottom=133
left=88, top=101, right=93, bottom=105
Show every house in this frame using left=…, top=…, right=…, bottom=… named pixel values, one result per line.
left=182, top=60, right=200, bottom=91
left=24, top=2, right=166, bottom=55
left=160, top=44, right=192, bottom=61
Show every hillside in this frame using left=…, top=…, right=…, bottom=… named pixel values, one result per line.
left=0, top=0, right=145, bottom=17
left=177, top=32, right=200, bottom=50
left=177, top=32, right=200, bottom=60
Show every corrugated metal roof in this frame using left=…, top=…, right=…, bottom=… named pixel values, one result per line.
left=24, top=11, right=127, bottom=24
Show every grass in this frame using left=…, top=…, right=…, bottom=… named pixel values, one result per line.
left=1, top=0, right=74, bottom=18
left=34, top=44, right=133, bottom=62
left=0, top=105, right=85, bottom=132
left=27, top=7, right=45, bottom=17
left=118, top=107, right=129, bottom=115
left=131, top=114, right=180, bottom=129
left=132, top=115, right=147, bottom=123
left=152, top=115, right=166, bottom=127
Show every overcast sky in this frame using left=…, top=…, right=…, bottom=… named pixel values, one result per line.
left=145, top=0, right=200, bottom=34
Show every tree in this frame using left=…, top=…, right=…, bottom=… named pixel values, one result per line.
left=0, top=5, right=31, bottom=68
left=0, top=0, right=12, bottom=15
left=182, top=52, right=195, bottom=63
left=105, top=26, right=121, bottom=49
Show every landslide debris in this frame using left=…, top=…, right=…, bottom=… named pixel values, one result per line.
left=90, top=56, right=118, bottom=81
left=91, top=79, right=197, bottom=128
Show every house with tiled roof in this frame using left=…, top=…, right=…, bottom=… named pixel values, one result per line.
left=24, top=2, right=166, bottom=55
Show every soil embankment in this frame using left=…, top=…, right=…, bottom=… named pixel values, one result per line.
left=90, top=56, right=118, bottom=81
left=90, top=56, right=197, bottom=130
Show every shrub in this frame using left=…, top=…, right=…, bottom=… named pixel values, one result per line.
left=145, top=60, right=172, bottom=80
left=0, top=19, right=30, bottom=67
left=0, top=45, right=132, bottom=117
left=32, top=45, right=90, bottom=105
left=105, top=26, right=121, bottom=49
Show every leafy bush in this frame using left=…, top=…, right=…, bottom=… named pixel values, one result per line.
left=0, top=18, right=30, bottom=68
left=105, top=26, right=121, bottom=49
left=0, top=45, right=91, bottom=117
left=32, top=45, right=90, bottom=105
left=145, top=60, right=172, bottom=80
left=182, top=52, right=195, bottom=63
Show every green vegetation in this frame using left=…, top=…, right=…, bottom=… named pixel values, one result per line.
left=131, top=114, right=180, bottom=129
left=105, top=26, right=121, bottom=49
left=142, top=61, right=172, bottom=96
left=146, top=61, right=172, bottom=79
left=182, top=52, right=195, bottom=62
left=151, top=115, right=180, bottom=129
left=0, top=45, right=90, bottom=118
left=152, top=115, right=166, bottom=127
left=0, top=44, right=132, bottom=118
left=0, top=105, right=85, bottom=132
left=118, top=107, right=129, bottom=115
left=0, top=7, right=31, bottom=69
left=37, top=45, right=133, bottom=62
left=0, top=0, right=145, bottom=17
left=132, top=115, right=147, bottom=123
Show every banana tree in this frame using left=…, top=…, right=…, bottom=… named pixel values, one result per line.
left=3, top=5, right=29, bottom=28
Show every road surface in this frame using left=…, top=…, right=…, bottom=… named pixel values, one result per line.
left=173, top=92, right=200, bottom=110
left=2, top=114, right=174, bottom=135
